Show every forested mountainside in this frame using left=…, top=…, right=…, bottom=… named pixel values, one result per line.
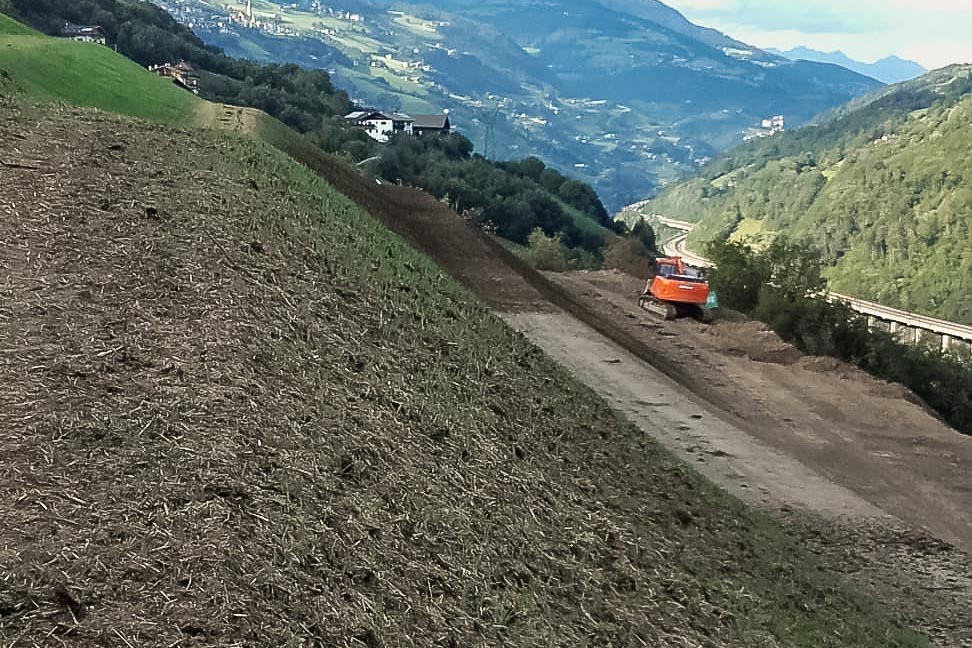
left=143, top=0, right=880, bottom=209
left=642, top=65, right=972, bottom=324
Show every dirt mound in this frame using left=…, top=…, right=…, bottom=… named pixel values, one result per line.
left=706, top=320, right=805, bottom=365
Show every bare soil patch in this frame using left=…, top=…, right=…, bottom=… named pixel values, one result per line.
left=527, top=270, right=972, bottom=646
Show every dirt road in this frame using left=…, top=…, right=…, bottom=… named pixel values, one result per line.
left=501, top=310, right=888, bottom=520
left=542, top=271, right=972, bottom=551
left=503, top=272, right=972, bottom=646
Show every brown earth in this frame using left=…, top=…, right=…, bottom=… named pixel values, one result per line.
left=541, top=270, right=972, bottom=552
left=2, top=98, right=970, bottom=646
left=300, top=159, right=972, bottom=645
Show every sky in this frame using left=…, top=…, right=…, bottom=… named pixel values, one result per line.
left=663, top=0, right=972, bottom=70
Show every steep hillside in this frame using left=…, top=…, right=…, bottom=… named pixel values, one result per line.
left=1, top=6, right=617, bottom=257
left=0, top=83, right=930, bottom=647
left=7, top=0, right=358, bottom=135
left=148, top=0, right=881, bottom=209
left=641, top=65, right=972, bottom=324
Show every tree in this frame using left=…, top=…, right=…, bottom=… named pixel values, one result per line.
left=524, top=229, right=569, bottom=271
left=704, top=239, right=769, bottom=314
left=631, top=220, right=657, bottom=256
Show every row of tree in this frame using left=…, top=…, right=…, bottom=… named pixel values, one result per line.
left=706, top=237, right=972, bottom=435
left=373, top=134, right=624, bottom=254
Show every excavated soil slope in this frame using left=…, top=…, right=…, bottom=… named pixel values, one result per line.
left=543, top=271, right=972, bottom=553
left=265, top=135, right=972, bottom=646
left=1, top=103, right=936, bottom=646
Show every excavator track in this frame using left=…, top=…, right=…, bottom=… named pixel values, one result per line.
left=639, top=293, right=712, bottom=323
left=639, top=294, right=679, bottom=320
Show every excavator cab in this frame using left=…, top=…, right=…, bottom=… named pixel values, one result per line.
left=639, top=256, right=713, bottom=322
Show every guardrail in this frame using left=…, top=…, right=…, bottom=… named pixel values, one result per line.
left=641, top=212, right=972, bottom=351
left=828, top=293, right=972, bottom=347
left=654, top=215, right=700, bottom=232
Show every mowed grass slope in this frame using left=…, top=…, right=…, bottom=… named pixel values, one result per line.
left=0, top=11, right=38, bottom=35
left=0, top=97, right=928, bottom=646
left=0, top=14, right=198, bottom=121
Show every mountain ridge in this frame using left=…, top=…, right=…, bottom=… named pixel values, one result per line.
left=768, top=47, right=926, bottom=84
left=151, top=0, right=882, bottom=210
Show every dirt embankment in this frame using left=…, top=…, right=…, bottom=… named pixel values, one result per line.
left=7, top=100, right=951, bottom=647
left=306, top=161, right=972, bottom=554
left=286, top=156, right=972, bottom=645
left=269, top=128, right=972, bottom=645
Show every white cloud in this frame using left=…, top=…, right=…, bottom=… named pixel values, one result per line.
left=889, top=0, right=971, bottom=13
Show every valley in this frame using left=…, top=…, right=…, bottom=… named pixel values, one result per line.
left=151, top=0, right=881, bottom=210
left=641, top=65, right=972, bottom=323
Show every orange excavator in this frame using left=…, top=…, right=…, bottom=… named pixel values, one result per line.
left=638, top=256, right=713, bottom=322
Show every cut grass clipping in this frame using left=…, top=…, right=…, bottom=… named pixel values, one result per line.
left=0, top=100, right=928, bottom=646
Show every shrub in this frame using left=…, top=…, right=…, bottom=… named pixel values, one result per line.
left=524, top=228, right=569, bottom=271
left=602, top=237, right=653, bottom=279
left=710, top=235, right=972, bottom=435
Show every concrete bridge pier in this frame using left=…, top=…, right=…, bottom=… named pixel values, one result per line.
left=888, top=321, right=907, bottom=343
left=911, top=327, right=923, bottom=346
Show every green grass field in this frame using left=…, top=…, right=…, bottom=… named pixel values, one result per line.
left=0, top=12, right=37, bottom=35
left=729, top=216, right=770, bottom=244
left=0, top=18, right=198, bottom=121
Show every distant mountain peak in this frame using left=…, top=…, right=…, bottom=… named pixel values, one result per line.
left=769, top=47, right=926, bottom=84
